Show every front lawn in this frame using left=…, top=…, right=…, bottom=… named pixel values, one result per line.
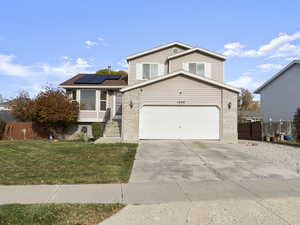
left=0, top=203, right=124, bottom=225
left=0, top=141, right=137, bottom=185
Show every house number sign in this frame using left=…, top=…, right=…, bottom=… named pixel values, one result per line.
left=176, top=100, right=186, bottom=104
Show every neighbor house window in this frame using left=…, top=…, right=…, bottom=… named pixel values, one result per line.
left=143, top=63, right=159, bottom=79
left=100, top=90, right=107, bottom=111
left=188, top=63, right=205, bottom=76
left=80, top=89, right=96, bottom=110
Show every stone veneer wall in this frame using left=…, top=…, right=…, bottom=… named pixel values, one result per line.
left=222, top=89, right=238, bottom=143
left=122, top=88, right=140, bottom=142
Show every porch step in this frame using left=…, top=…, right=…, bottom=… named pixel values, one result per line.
left=103, top=120, right=121, bottom=137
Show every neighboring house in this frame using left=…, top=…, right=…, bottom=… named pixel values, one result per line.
left=0, top=101, right=11, bottom=111
left=59, top=42, right=240, bottom=143
left=255, top=60, right=300, bottom=121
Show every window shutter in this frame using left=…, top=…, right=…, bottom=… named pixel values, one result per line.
left=158, top=64, right=165, bottom=76
left=205, top=63, right=211, bottom=78
left=183, top=63, right=189, bottom=71
left=136, top=63, right=143, bottom=80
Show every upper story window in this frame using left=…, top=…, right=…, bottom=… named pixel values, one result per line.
left=136, top=63, right=164, bottom=80
left=80, top=89, right=96, bottom=111
left=143, top=63, right=159, bottom=79
left=183, top=62, right=211, bottom=78
left=188, top=63, right=205, bottom=76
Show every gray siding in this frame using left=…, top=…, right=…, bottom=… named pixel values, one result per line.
left=260, top=64, right=300, bottom=121
left=169, top=52, right=224, bottom=83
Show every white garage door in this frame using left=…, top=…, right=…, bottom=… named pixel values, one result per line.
left=139, top=106, right=220, bottom=140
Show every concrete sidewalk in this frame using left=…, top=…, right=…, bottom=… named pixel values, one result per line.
left=2, top=178, right=300, bottom=205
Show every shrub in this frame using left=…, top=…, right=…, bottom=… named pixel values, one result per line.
left=294, top=108, right=300, bottom=143
left=11, top=87, right=80, bottom=138
left=0, top=120, right=6, bottom=139
left=10, top=91, right=33, bottom=121
left=92, top=123, right=105, bottom=139
left=33, top=87, right=79, bottom=136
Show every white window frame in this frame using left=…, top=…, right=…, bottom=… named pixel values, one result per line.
left=187, top=62, right=205, bottom=76
left=142, top=63, right=159, bottom=80
left=79, top=89, right=97, bottom=112
left=100, top=90, right=108, bottom=112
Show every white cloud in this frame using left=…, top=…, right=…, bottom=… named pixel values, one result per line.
left=224, top=42, right=244, bottom=50
left=76, top=58, right=89, bottom=66
left=271, top=43, right=300, bottom=58
left=0, top=54, right=35, bottom=77
left=85, top=40, right=98, bottom=48
left=85, top=37, right=108, bottom=48
left=259, top=32, right=300, bottom=54
left=228, top=76, right=262, bottom=90
left=117, top=59, right=128, bottom=69
left=257, top=63, right=283, bottom=72
left=242, top=72, right=252, bottom=76
left=40, top=57, right=94, bottom=76
left=97, top=37, right=108, bottom=47
left=223, top=42, right=245, bottom=56
left=223, top=31, right=300, bottom=58
left=0, top=54, right=95, bottom=79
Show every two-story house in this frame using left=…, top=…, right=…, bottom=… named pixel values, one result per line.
left=59, top=42, right=240, bottom=143
left=255, top=60, right=300, bottom=121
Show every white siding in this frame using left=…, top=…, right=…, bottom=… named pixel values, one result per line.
left=260, top=64, right=300, bottom=121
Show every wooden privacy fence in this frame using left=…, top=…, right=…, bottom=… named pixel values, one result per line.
left=2, top=122, right=49, bottom=140
left=238, top=121, right=263, bottom=141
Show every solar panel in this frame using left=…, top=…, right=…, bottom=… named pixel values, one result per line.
left=74, top=74, right=122, bottom=84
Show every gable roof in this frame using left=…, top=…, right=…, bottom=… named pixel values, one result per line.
left=120, top=70, right=240, bottom=93
left=168, top=47, right=227, bottom=61
left=255, top=60, right=300, bottom=93
left=59, top=74, right=128, bottom=88
left=126, top=42, right=193, bottom=61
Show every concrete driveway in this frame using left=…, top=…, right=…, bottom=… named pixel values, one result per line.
left=130, top=140, right=300, bottom=183
left=99, top=141, right=300, bottom=225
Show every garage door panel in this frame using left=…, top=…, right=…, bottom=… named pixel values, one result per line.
left=180, top=107, right=219, bottom=139
left=139, top=106, right=219, bottom=140
left=139, top=107, right=180, bottom=139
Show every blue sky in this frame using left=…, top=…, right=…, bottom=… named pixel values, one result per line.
left=0, top=0, right=300, bottom=99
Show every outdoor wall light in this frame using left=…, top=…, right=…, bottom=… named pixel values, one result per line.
left=129, top=100, right=133, bottom=108
left=228, top=102, right=232, bottom=109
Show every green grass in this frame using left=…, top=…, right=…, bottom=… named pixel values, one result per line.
left=0, top=203, right=124, bottom=225
left=0, top=140, right=137, bottom=185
